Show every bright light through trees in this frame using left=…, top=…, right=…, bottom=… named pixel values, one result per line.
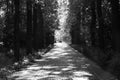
left=54, top=0, right=71, bottom=44
left=0, top=9, right=5, bottom=18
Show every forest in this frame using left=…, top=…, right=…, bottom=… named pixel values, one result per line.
left=0, top=0, right=120, bottom=80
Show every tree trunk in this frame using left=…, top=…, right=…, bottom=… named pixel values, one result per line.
left=38, top=4, right=45, bottom=48
left=110, top=0, right=120, bottom=52
left=96, top=0, right=105, bottom=50
left=90, top=1, right=96, bottom=46
left=26, top=0, right=33, bottom=55
left=71, top=11, right=81, bottom=45
left=14, top=0, right=20, bottom=61
left=4, top=0, right=10, bottom=49
left=33, top=3, right=38, bottom=51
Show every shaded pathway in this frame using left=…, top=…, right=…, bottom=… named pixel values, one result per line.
left=8, top=43, right=116, bottom=80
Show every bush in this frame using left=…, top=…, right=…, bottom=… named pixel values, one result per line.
left=0, top=52, right=13, bottom=68
left=107, top=53, right=120, bottom=79
left=71, top=44, right=120, bottom=79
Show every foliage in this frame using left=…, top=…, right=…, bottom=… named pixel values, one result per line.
left=0, top=0, right=120, bottom=79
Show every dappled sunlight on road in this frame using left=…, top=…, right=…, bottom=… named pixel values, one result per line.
left=8, top=43, right=116, bottom=80
left=54, top=42, right=69, bottom=48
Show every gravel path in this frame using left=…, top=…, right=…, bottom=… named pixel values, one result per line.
left=7, top=43, right=116, bottom=80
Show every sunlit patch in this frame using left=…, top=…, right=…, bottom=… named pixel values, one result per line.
left=33, top=70, right=51, bottom=76
left=59, top=52, right=69, bottom=56
left=51, top=52, right=61, bottom=55
left=52, top=49, right=65, bottom=52
left=0, top=9, right=5, bottom=18
left=73, top=71, right=92, bottom=77
left=39, top=75, right=68, bottom=80
left=72, top=77, right=89, bottom=80
left=27, top=66, right=41, bottom=70
left=45, top=52, right=62, bottom=56
left=19, top=77, right=41, bottom=80
left=54, top=42, right=69, bottom=48
left=45, top=43, right=71, bottom=58
left=52, top=71, right=61, bottom=74
left=42, top=65, right=59, bottom=69
left=34, top=59, right=47, bottom=62
left=11, top=70, right=29, bottom=77
left=61, top=65, right=76, bottom=72
left=48, top=56, right=59, bottom=59
left=47, top=48, right=66, bottom=54
left=46, top=52, right=71, bottom=59
left=61, top=67, right=72, bottom=71
left=51, top=51, right=62, bottom=54
left=42, top=66, right=53, bottom=69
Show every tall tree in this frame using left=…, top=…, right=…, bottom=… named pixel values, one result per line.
left=26, top=0, right=33, bottom=55
left=4, top=0, right=10, bottom=49
left=33, top=3, right=45, bottom=50
left=14, top=0, right=20, bottom=61
left=90, top=1, right=96, bottom=46
left=33, top=3, right=38, bottom=50
left=110, top=0, right=120, bottom=52
left=96, top=0, right=105, bottom=50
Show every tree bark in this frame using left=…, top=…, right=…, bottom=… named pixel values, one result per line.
left=38, top=4, right=45, bottom=48
left=4, top=0, right=10, bottom=49
left=26, top=0, right=33, bottom=55
left=14, top=0, right=20, bottom=61
left=96, top=0, right=105, bottom=50
left=33, top=3, right=38, bottom=50
left=90, top=1, right=96, bottom=46
left=110, top=0, right=120, bottom=52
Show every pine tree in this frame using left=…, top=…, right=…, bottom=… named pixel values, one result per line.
left=26, top=0, right=33, bottom=55
left=14, top=0, right=20, bottom=61
left=90, top=1, right=96, bottom=46
left=110, top=0, right=120, bottom=52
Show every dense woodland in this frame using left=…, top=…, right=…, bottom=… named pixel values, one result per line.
left=0, top=0, right=120, bottom=79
